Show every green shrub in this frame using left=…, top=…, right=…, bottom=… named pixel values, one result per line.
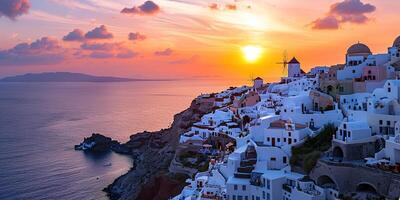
left=303, top=151, right=321, bottom=174
left=291, top=124, right=336, bottom=173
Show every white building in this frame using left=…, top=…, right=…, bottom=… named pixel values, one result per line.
left=347, top=80, right=400, bottom=135
left=334, top=120, right=372, bottom=143
left=310, top=66, right=330, bottom=76
left=375, top=121, right=400, bottom=165
left=180, top=109, right=237, bottom=143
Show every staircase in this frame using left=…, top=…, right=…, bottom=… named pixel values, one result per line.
left=234, top=145, right=257, bottom=179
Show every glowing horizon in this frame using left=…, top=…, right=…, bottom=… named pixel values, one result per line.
left=0, top=0, right=399, bottom=82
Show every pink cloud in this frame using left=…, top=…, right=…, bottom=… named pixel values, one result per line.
left=311, top=16, right=339, bottom=30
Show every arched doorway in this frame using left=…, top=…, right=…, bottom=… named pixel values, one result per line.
left=317, top=175, right=337, bottom=189
left=355, top=183, right=380, bottom=199
left=356, top=183, right=377, bottom=193
left=327, top=85, right=334, bottom=94
left=332, top=146, right=344, bottom=160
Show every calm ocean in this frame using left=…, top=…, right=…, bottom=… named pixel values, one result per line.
left=0, top=80, right=235, bottom=200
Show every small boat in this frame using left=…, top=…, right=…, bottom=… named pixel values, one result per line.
left=103, top=162, right=112, bottom=167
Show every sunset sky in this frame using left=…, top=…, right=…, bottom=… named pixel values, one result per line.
left=0, top=0, right=399, bottom=81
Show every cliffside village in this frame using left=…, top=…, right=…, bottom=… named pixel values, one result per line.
left=172, top=36, right=400, bottom=200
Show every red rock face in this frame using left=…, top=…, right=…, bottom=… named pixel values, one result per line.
left=136, top=175, right=188, bottom=200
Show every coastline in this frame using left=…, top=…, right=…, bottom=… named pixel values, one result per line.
left=96, top=95, right=216, bottom=199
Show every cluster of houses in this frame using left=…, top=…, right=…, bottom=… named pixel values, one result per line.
left=173, top=35, right=400, bottom=200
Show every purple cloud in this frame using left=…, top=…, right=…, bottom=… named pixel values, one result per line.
left=79, top=42, right=137, bottom=59
left=311, top=16, right=339, bottom=30
left=89, top=51, right=114, bottom=59
left=80, top=42, right=116, bottom=51
left=169, top=55, right=198, bottom=65
left=311, top=0, right=376, bottom=30
left=154, top=48, right=173, bottom=56
left=128, top=32, right=146, bottom=41
left=121, top=1, right=160, bottom=16
left=0, top=37, right=65, bottom=66
left=331, top=0, right=375, bottom=16
left=63, top=29, right=85, bottom=42
left=85, top=25, right=113, bottom=40
left=117, top=50, right=138, bottom=59
left=0, top=0, right=30, bottom=20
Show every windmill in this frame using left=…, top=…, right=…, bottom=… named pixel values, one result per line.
left=276, top=50, right=288, bottom=74
left=247, top=73, right=255, bottom=84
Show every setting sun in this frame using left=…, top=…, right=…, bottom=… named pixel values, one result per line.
left=242, top=45, right=263, bottom=63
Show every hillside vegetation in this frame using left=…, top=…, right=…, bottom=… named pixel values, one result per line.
left=290, top=124, right=336, bottom=174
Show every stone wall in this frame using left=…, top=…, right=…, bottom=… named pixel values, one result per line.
left=331, top=140, right=377, bottom=161
left=310, top=160, right=400, bottom=199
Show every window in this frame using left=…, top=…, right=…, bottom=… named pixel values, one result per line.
left=388, top=87, right=391, bottom=93
left=238, top=196, right=243, bottom=200
left=379, top=120, right=383, bottom=125
left=242, top=185, right=246, bottom=191
left=284, top=138, right=287, bottom=142
left=267, top=193, right=270, bottom=200
left=266, top=179, right=271, bottom=189
left=262, top=191, right=265, bottom=199
left=234, top=185, right=238, bottom=190
left=343, top=124, right=347, bottom=129
left=387, top=121, right=391, bottom=126
left=233, top=195, right=236, bottom=200
left=267, top=137, right=270, bottom=142
left=294, top=139, right=297, bottom=143
left=283, top=156, right=287, bottom=164
left=288, top=132, right=291, bottom=137
left=270, top=157, right=276, bottom=161
left=277, top=138, right=280, bottom=142
left=245, top=196, right=248, bottom=200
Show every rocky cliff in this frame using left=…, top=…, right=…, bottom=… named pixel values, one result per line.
left=103, top=97, right=215, bottom=200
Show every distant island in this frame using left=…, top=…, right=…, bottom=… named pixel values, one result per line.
left=0, top=72, right=173, bottom=82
